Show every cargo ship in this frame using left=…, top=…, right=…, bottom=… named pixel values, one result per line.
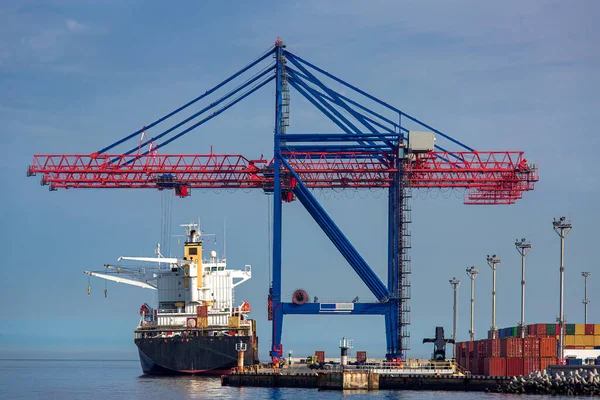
left=86, top=223, right=259, bottom=375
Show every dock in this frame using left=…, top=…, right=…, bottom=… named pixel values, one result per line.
left=222, top=371, right=510, bottom=391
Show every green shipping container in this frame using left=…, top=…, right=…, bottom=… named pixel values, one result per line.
left=546, top=324, right=556, bottom=335
left=511, top=327, right=518, bottom=337
left=566, top=324, right=576, bottom=335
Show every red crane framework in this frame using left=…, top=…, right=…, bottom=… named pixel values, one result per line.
left=27, top=40, right=538, bottom=362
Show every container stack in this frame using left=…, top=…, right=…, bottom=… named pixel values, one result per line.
left=456, top=334, right=556, bottom=377
left=564, top=324, right=600, bottom=350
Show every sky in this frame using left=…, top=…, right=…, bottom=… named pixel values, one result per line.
left=1, top=0, right=599, bottom=362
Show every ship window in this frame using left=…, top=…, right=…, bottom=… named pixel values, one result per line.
left=211, top=267, right=217, bottom=271
left=188, top=248, right=198, bottom=255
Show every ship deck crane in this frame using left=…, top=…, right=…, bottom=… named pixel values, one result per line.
left=27, top=39, right=538, bottom=364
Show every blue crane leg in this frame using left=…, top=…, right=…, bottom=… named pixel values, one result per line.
left=386, top=172, right=401, bottom=359
left=270, top=44, right=284, bottom=360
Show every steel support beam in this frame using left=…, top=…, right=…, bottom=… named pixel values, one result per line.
left=270, top=42, right=285, bottom=361
left=282, top=302, right=389, bottom=315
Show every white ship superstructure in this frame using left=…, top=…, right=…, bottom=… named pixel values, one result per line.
left=86, top=223, right=253, bottom=332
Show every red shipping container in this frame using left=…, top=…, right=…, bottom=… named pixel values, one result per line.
left=460, top=357, right=469, bottom=372
left=540, top=357, right=557, bottom=371
left=356, top=351, right=367, bottom=363
left=535, top=323, right=546, bottom=336
left=501, top=338, right=523, bottom=358
left=467, top=341, right=474, bottom=352
left=585, top=324, right=595, bottom=335
left=469, top=357, right=478, bottom=375
left=484, top=357, right=507, bottom=376
left=523, top=357, right=540, bottom=375
left=475, top=340, right=486, bottom=358
left=539, top=337, right=557, bottom=357
left=523, top=337, right=540, bottom=357
left=486, top=339, right=501, bottom=358
left=506, top=357, right=524, bottom=376
left=315, top=351, right=325, bottom=363
left=478, top=358, right=484, bottom=375
left=528, top=325, right=535, bottom=335
left=477, top=339, right=490, bottom=358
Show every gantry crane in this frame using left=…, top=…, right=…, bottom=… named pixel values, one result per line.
left=27, top=39, right=538, bottom=364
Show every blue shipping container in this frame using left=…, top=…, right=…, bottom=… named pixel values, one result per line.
left=567, top=358, right=583, bottom=366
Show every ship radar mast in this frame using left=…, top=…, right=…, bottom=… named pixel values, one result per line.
left=181, top=223, right=201, bottom=244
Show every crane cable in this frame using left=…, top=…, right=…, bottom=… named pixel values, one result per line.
left=97, top=45, right=276, bottom=155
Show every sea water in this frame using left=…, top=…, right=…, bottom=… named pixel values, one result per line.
left=0, top=359, right=571, bottom=399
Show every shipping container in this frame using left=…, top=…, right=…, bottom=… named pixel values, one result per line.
left=460, top=357, right=469, bottom=372
left=475, top=340, right=486, bottom=358
left=567, top=358, right=583, bottom=366
left=506, top=357, right=524, bottom=376
left=595, top=336, right=600, bottom=347
left=574, top=335, right=586, bottom=346
left=546, top=324, right=557, bottom=335
left=540, top=357, right=557, bottom=371
left=595, top=324, right=600, bottom=334
left=535, top=323, right=547, bottom=336
left=584, top=335, right=595, bottom=347
left=566, top=324, right=576, bottom=335
left=523, top=357, right=540, bottom=375
left=565, top=335, right=575, bottom=346
left=315, top=351, right=325, bottom=363
left=356, top=351, right=367, bottom=363
left=575, top=324, right=585, bottom=336
left=501, top=338, right=523, bottom=358
left=484, top=357, right=506, bottom=376
left=486, top=339, right=501, bottom=358
left=523, top=337, right=540, bottom=357
left=539, top=337, right=557, bottom=357
left=585, top=324, right=595, bottom=335
left=478, top=358, right=484, bottom=376
left=528, top=325, right=535, bottom=336
left=511, top=327, right=518, bottom=337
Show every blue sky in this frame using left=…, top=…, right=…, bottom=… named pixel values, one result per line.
left=1, top=0, right=599, bottom=361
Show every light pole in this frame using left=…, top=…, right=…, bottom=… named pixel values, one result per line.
left=487, top=254, right=502, bottom=339
left=449, top=277, right=460, bottom=358
left=466, top=266, right=479, bottom=341
left=553, top=216, right=571, bottom=360
left=582, top=272, right=591, bottom=324
left=515, top=238, right=532, bottom=338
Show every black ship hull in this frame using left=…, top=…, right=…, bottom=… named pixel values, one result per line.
left=135, top=335, right=258, bottom=375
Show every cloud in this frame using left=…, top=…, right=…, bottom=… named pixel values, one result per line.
left=66, top=19, right=84, bottom=32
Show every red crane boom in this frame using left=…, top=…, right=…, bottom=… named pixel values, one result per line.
left=27, top=150, right=537, bottom=204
